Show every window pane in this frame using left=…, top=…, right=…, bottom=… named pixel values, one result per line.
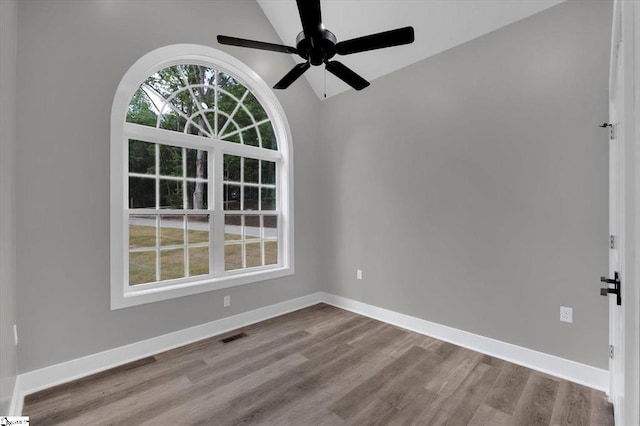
left=159, top=112, right=186, bottom=133
left=261, top=188, right=276, bottom=211
left=129, top=140, right=155, bottom=174
left=264, top=215, right=278, bottom=239
left=160, top=215, right=184, bottom=246
left=261, top=160, right=276, bottom=185
left=186, top=120, right=207, bottom=137
left=218, top=72, right=245, bottom=94
left=129, top=177, right=156, bottom=208
left=145, top=71, right=172, bottom=98
left=159, top=179, right=183, bottom=209
left=187, top=182, right=208, bottom=209
left=265, top=241, right=278, bottom=265
left=224, top=154, right=240, bottom=182
left=160, top=248, right=185, bottom=281
left=258, top=122, right=277, bottom=150
left=188, top=215, right=209, bottom=243
left=152, top=65, right=185, bottom=93
left=129, top=251, right=156, bottom=285
left=244, top=158, right=259, bottom=183
left=233, top=107, right=252, bottom=129
left=245, top=215, right=260, bottom=240
left=225, top=215, right=241, bottom=241
left=185, top=64, right=216, bottom=98
left=129, top=215, right=157, bottom=249
left=167, top=90, right=194, bottom=120
left=189, top=246, right=209, bottom=276
left=224, top=184, right=241, bottom=210
left=217, top=92, right=239, bottom=118
left=217, top=114, right=229, bottom=137
left=244, top=92, right=267, bottom=121
left=160, top=145, right=182, bottom=177
left=205, top=111, right=217, bottom=134
left=242, top=128, right=259, bottom=147
left=246, top=242, right=262, bottom=268
left=186, top=149, right=207, bottom=179
left=127, top=90, right=159, bottom=127
left=243, top=186, right=259, bottom=210
left=225, top=244, right=242, bottom=271
left=190, top=119, right=211, bottom=138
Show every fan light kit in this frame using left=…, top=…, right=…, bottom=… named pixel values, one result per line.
left=218, top=0, right=415, bottom=91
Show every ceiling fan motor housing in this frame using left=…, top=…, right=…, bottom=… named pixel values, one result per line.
left=296, top=30, right=337, bottom=65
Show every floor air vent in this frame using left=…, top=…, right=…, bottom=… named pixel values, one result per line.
left=220, top=332, right=247, bottom=344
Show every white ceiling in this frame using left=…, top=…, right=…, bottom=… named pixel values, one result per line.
left=256, top=0, right=564, bottom=99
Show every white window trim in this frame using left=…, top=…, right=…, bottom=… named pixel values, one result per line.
left=110, top=44, right=294, bottom=310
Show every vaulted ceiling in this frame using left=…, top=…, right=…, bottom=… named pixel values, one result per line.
left=257, top=0, right=565, bottom=99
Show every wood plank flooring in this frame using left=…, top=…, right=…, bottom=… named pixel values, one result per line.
left=23, top=303, right=614, bottom=425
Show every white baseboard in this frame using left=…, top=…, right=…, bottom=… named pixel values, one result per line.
left=10, top=290, right=609, bottom=414
left=9, top=376, right=22, bottom=416
left=13, top=292, right=323, bottom=410
left=320, top=292, right=609, bottom=392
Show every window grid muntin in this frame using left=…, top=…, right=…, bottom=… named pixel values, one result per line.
left=133, top=67, right=276, bottom=151
left=223, top=213, right=278, bottom=272
left=222, top=155, right=277, bottom=212
left=177, top=66, right=216, bottom=138
left=128, top=71, right=276, bottom=285
left=141, top=83, right=212, bottom=137
left=218, top=90, right=250, bottom=136
left=222, top=153, right=278, bottom=272
left=126, top=139, right=280, bottom=287
left=128, top=211, right=211, bottom=284
left=214, top=71, right=219, bottom=136
left=128, top=140, right=209, bottom=210
left=113, top=46, right=293, bottom=309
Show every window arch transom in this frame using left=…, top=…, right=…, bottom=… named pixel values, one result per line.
left=128, top=64, right=277, bottom=150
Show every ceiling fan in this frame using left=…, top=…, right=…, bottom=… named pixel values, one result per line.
left=217, top=0, right=415, bottom=91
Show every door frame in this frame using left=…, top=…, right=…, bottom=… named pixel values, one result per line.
left=608, top=0, right=623, bottom=417
left=609, top=1, right=640, bottom=425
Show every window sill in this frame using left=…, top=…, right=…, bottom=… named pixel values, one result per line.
left=110, top=266, right=293, bottom=310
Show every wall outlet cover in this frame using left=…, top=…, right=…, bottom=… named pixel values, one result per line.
left=560, top=306, right=573, bottom=323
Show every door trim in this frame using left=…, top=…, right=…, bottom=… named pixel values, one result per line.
left=609, top=1, right=640, bottom=425
left=629, top=3, right=640, bottom=425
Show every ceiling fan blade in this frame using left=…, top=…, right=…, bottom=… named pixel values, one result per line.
left=296, top=0, right=322, bottom=43
left=273, top=62, right=311, bottom=89
left=325, top=61, right=370, bottom=91
left=335, top=26, right=415, bottom=55
left=217, top=35, right=298, bottom=54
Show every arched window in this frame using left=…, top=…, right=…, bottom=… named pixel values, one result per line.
left=110, top=45, right=293, bottom=309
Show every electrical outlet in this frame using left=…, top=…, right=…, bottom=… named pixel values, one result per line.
left=224, top=295, right=230, bottom=307
left=356, top=269, right=363, bottom=280
left=560, top=306, right=573, bottom=323
left=13, top=324, right=18, bottom=345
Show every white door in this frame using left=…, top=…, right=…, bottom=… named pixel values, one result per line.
left=606, top=2, right=624, bottom=423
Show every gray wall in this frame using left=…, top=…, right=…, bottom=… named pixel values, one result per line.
left=319, top=0, right=611, bottom=368
left=1, top=0, right=19, bottom=413
left=15, top=0, right=322, bottom=373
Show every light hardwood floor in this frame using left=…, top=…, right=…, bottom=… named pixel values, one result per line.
left=23, top=303, right=614, bottom=425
